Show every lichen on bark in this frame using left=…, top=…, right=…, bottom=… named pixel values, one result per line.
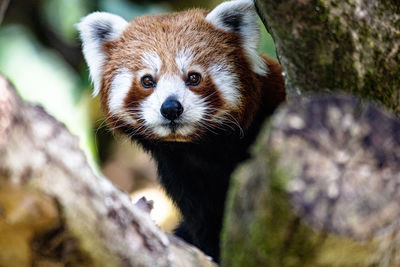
left=255, top=0, right=400, bottom=116
left=223, top=1, right=400, bottom=265
left=222, top=94, right=400, bottom=266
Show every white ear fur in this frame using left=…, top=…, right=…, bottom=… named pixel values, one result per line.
left=77, top=12, right=128, bottom=97
left=206, top=0, right=267, bottom=75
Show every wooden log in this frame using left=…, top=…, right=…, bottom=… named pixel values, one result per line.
left=0, top=75, right=216, bottom=267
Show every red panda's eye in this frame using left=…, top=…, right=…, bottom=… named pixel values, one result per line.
left=186, top=73, right=201, bottom=86
left=141, top=75, right=156, bottom=88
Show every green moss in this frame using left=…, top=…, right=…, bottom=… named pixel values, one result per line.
left=222, top=149, right=379, bottom=266
left=221, top=151, right=317, bottom=266
left=315, top=236, right=378, bottom=266
left=234, top=0, right=400, bottom=264
left=260, top=0, right=400, bottom=116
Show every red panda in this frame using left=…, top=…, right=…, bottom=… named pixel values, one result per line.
left=78, top=0, right=285, bottom=262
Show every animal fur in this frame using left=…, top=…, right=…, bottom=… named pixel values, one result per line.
left=78, top=0, right=285, bottom=261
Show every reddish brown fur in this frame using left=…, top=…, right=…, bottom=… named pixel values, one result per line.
left=99, top=8, right=285, bottom=141
left=88, top=6, right=286, bottom=261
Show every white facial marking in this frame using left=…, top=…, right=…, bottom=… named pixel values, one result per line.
left=175, top=49, right=194, bottom=73
left=208, top=63, right=241, bottom=108
left=140, top=74, right=207, bottom=137
left=152, top=125, right=171, bottom=137
left=206, top=0, right=268, bottom=76
left=141, top=52, right=162, bottom=72
left=108, top=68, right=136, bottom=124
left=137, top=69, right=155, bottom=80
left=77, top=12, right=128, bottom=97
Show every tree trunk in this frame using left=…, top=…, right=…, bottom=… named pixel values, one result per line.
left=221, top=1, right=400, bottom=266
left=0, top=75, right=216, bottom=267
left=255, top=0, right=400, bottom=116
left=2, top=1, right=400, bottom=266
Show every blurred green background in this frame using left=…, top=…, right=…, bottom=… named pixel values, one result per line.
left=0, top=0, right=276, bottom=231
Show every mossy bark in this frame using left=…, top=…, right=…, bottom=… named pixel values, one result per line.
left=222, top=94, right=400, bottom=266
left=255, top=0, right=400, bottom=116
left=221, top=2, right=400, bottom=265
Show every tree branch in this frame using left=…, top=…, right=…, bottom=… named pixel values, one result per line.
left=0, top=75, right=216, bottom=267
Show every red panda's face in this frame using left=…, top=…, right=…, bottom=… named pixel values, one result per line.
left=78, top=0, right=267, bottom=142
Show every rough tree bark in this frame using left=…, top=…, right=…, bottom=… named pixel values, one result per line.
left=2, top=1, right=399, bottom=266
left=0, top=75, right=216, bottom=267
left=222, top=94, right=400, bottom=266
left=255, top=0, right=400, bottom=116
left=221, top=1, right=400, bottom=266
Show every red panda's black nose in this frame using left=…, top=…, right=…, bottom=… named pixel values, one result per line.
left=160, top=96, right=184, bottom=121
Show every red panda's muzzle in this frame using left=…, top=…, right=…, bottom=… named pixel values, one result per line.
left=160, top=96, right=184, bottom=121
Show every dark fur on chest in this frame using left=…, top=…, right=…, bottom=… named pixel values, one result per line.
left=133, top=99, right=274, bottom=262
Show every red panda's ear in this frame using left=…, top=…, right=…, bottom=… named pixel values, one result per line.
left=206, top=0, right=267, bottom=76
left=77, top=12, right=128, bottom=97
